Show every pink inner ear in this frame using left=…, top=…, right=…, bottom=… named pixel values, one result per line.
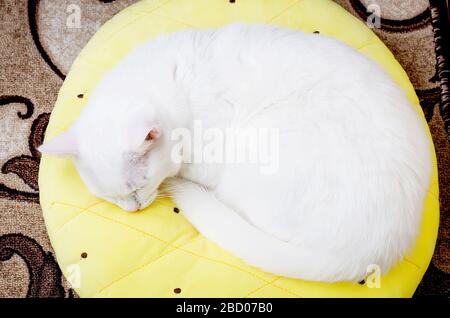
left=145, top=128, right=159, bottom=141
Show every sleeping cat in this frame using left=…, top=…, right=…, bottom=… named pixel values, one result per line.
left=39, top=23, right=431, bottom=283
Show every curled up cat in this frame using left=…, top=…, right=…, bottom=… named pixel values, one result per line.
left=39, top=24, right=432, bottom=283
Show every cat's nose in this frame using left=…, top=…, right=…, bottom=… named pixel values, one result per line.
left=121, top=201, right=140, bottom=212
left=124, top=206, right=139, bottom=212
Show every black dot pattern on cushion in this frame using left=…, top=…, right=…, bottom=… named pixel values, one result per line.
left=313, top=31, right=320, bottom=34
left=174, top=288, right=181, bottom=294
left=77, top=93, right=84, bottom=99
left=173, top=207, right=180, bottom=213
left=81, top=252, right=88, bottom=259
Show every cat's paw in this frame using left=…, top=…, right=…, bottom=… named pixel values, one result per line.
left=161, top=177, right=208, bottom=196
left=160, top=177, right=211, bottom=213
left=160, top=177, right=187, bottom=196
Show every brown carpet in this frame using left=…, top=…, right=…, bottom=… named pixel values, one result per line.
left=0, top=0, right=448, bottom=298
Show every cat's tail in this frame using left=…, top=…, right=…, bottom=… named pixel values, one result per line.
left=162, top=178, right=361, bottom=282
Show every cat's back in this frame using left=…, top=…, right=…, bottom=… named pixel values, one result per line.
left=206, top=23, right=369, bottom=90
left=208, top=24, right=431, bottom=274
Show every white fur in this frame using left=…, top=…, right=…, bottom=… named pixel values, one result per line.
left=40, top=24, right=431, bottom=282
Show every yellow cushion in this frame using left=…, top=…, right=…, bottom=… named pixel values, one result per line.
left=39, top=0, right=439, bottom=297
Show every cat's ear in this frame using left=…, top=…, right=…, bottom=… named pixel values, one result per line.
left=38, top=130, right=78, bottom=157
left=140, top=126, right=161, bottom=152
left=144, top=127, right=160, bottom=143
left=129, top=121, right=161, bottom=154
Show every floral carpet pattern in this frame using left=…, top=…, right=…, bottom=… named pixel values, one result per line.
left=0, top=0, right=448, bottom=297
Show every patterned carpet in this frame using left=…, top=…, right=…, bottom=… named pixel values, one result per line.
left=0, top=0, right=448, bottom=297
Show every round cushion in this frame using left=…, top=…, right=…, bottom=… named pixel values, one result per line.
left=39, top=0, right=440, bottom=297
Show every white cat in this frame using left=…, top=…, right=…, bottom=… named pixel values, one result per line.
left=39, top=24, right=431, bottom=283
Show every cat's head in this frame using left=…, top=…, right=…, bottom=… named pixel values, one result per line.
left=38, top=101, right=181, bottom=212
